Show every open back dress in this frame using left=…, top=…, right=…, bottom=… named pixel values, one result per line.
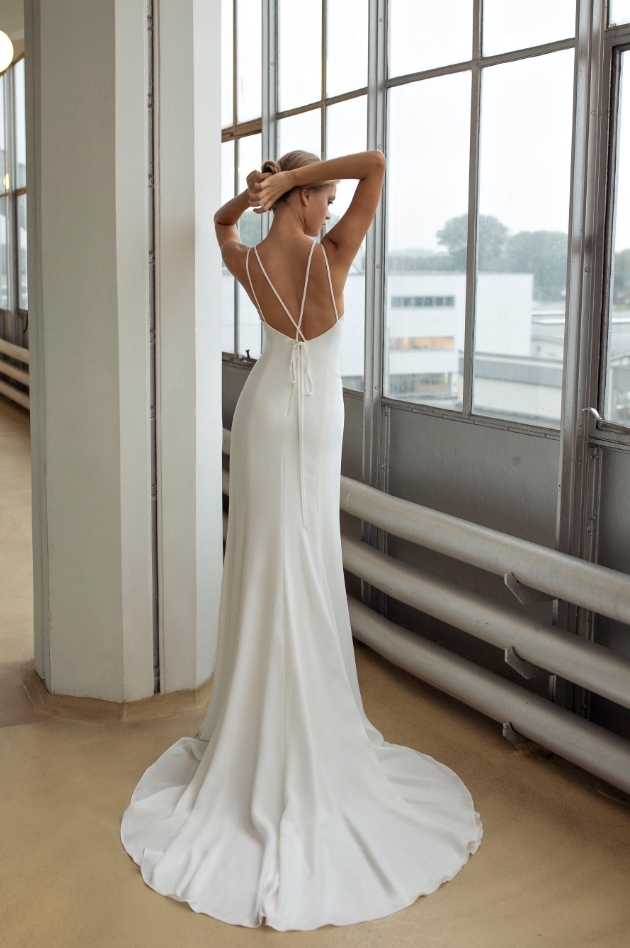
left=120, top=240, right=482, bottom=931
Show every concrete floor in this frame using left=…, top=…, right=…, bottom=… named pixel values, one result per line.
left=1, top=393, right=630, bottom=948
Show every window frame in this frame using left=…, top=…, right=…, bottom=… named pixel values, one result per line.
left=221, top=2, right=630, bottom=462
left=0, top=55, right=27, bottom=350
left=597, top=35, right=630, bottom=439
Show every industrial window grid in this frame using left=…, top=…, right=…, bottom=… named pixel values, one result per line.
left=0, top=55, right=27, bottom=352
left=221, top=2, right=630, bottom=519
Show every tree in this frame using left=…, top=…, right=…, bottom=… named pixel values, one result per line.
left=505, top=231, right=568, bottom=300
left=437, top=214, right=509, bottom=271
left=614, top=248, right=630, bottom=306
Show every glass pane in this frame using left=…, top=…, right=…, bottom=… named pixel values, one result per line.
left=14, top=59, right=25, bottom=189
left=610, top=0, right=630, bottom=24
left=237, top=134, right=262, bottom=358
left=222, top=141, right=235, bottom=353
left=278, top=109, right=322, bottom=159
left=0, top=195, right=8, bottom=309
left=222, top=0, right=234, bottom=128
left=473, top=51, right=574, bottom=428
left=385, top=72, right=471, bottom=408
left=237, top=133, right=262, bottom=245
left=605, top=53, right=630, bottom=424
left=483, top=0, right=575, bottom=57
left=327, top=96, right=367, bottom=391
left=389, top=0, right=473, bottom=78
left=17, top=193, right=27, bottom=310
left=236, top=0, right=261, bottom=122
left=327, top=0, right=368, bottom=97
left=279, top=0, right=322, bottom=111
left=0, top=73, right=5, bottom=188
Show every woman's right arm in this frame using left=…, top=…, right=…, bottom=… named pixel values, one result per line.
left=214, top=190, right=251, bottom=273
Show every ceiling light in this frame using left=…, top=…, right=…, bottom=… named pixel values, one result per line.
left=0, top=33, right=14, bottom=74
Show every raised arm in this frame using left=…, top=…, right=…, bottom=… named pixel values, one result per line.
left=214, top=190, right=250, bottom=274
left=249, top=150, right=386, bottom=268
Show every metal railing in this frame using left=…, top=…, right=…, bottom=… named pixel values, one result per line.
left=339, top=475, right=630, bottom=627
left=0, top=337, right=29, bottom=410
left=222, top=428, right=630, bottom=794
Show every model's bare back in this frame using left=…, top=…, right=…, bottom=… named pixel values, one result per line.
left=239, top=236, right=344, bottom=342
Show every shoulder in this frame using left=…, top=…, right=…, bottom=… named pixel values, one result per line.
left=222, top=239, right=252, bottom=278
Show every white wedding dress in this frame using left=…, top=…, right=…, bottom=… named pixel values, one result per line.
left=121, top=240, right=482, bottom=930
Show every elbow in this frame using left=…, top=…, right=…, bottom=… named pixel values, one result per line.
left=369, top=149, right=386, bottom=169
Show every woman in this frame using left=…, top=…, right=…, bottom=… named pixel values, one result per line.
left=121, top=150, right=482, bottom=931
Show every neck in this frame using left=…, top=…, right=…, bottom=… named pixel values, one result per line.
left=267, top=207, right=311, bottom=242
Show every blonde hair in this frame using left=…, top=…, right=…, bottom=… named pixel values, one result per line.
left=261, top=150, right=338, bottom=210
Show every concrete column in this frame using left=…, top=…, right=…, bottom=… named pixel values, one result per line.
left=156, top=0, right=224, bottom=692
left=25, top=0, right=223, bottom=702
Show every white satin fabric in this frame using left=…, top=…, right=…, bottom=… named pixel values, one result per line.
left=120, top=242, right=482, bottom=930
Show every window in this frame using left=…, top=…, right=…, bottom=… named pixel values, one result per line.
left=604, top=50, right=630, bottom=425
left=385, top=71, right=471, bottom=408
left=222, top=0, right=263, bottom=358
left=221, top=0, right=368, bottom=388
left=473, top=50, right=574, bottom=427
left=482, top=0, right=575, bottom=56
left=610, top=1, right=630, bottom=26
left=385, top=3, right=575, bottom=423
left=0, top=57, right=28, bottom=353
left=224, top=2, right=630, bottom=440
left=389, top=0, right=473, bottom=77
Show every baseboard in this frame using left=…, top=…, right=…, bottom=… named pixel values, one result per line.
left=24, top=668, right=213, bottom=723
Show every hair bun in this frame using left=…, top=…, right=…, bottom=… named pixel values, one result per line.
left=261, top=159, right=281, bottom=175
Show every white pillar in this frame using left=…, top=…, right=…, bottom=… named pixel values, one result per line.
left=25, top=0, right=223, bottom=702
left=157, top=0, right=224, bottom=692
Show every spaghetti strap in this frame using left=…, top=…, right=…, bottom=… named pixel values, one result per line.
left=246, top=248, right=266, bottom=324
left=254, top=242, right=317, bottom=343
left=320, top=243, right=340, bottom=322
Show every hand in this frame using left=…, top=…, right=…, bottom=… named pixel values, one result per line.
left=246, top=169, right=294, bottom=213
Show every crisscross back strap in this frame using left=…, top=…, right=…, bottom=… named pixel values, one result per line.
left=253, top=241, right=317, bottom=342
left=320, top=243, right=340, bottom=322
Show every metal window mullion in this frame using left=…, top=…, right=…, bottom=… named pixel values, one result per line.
left=385, top=36, right=577, bottom=91
left=363, top=0, right=387, bottom=494
left=321, top=0, right=327, bottom=159
left=261, top=0, right=277, bottom=172
left=232, top=0, right=238, bottom=128
left=463, top=0, right=482, bottom=416
left=276, top=88, right=368, bottom=121
left=147, top=0, right=161, bottom=694
left=360, top=0, right=388, bottom=624
left=232, top=0, right=239, bottom=355
left=5, top=67, right=17, bottom=343
left=554, top=0, right=606, bottom=713
left=557, top=0, right=606, bottom=560
left=233, top=137, right=239, bottom=355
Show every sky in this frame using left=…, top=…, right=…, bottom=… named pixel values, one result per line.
left=614, top=53, right=630, bottom=254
